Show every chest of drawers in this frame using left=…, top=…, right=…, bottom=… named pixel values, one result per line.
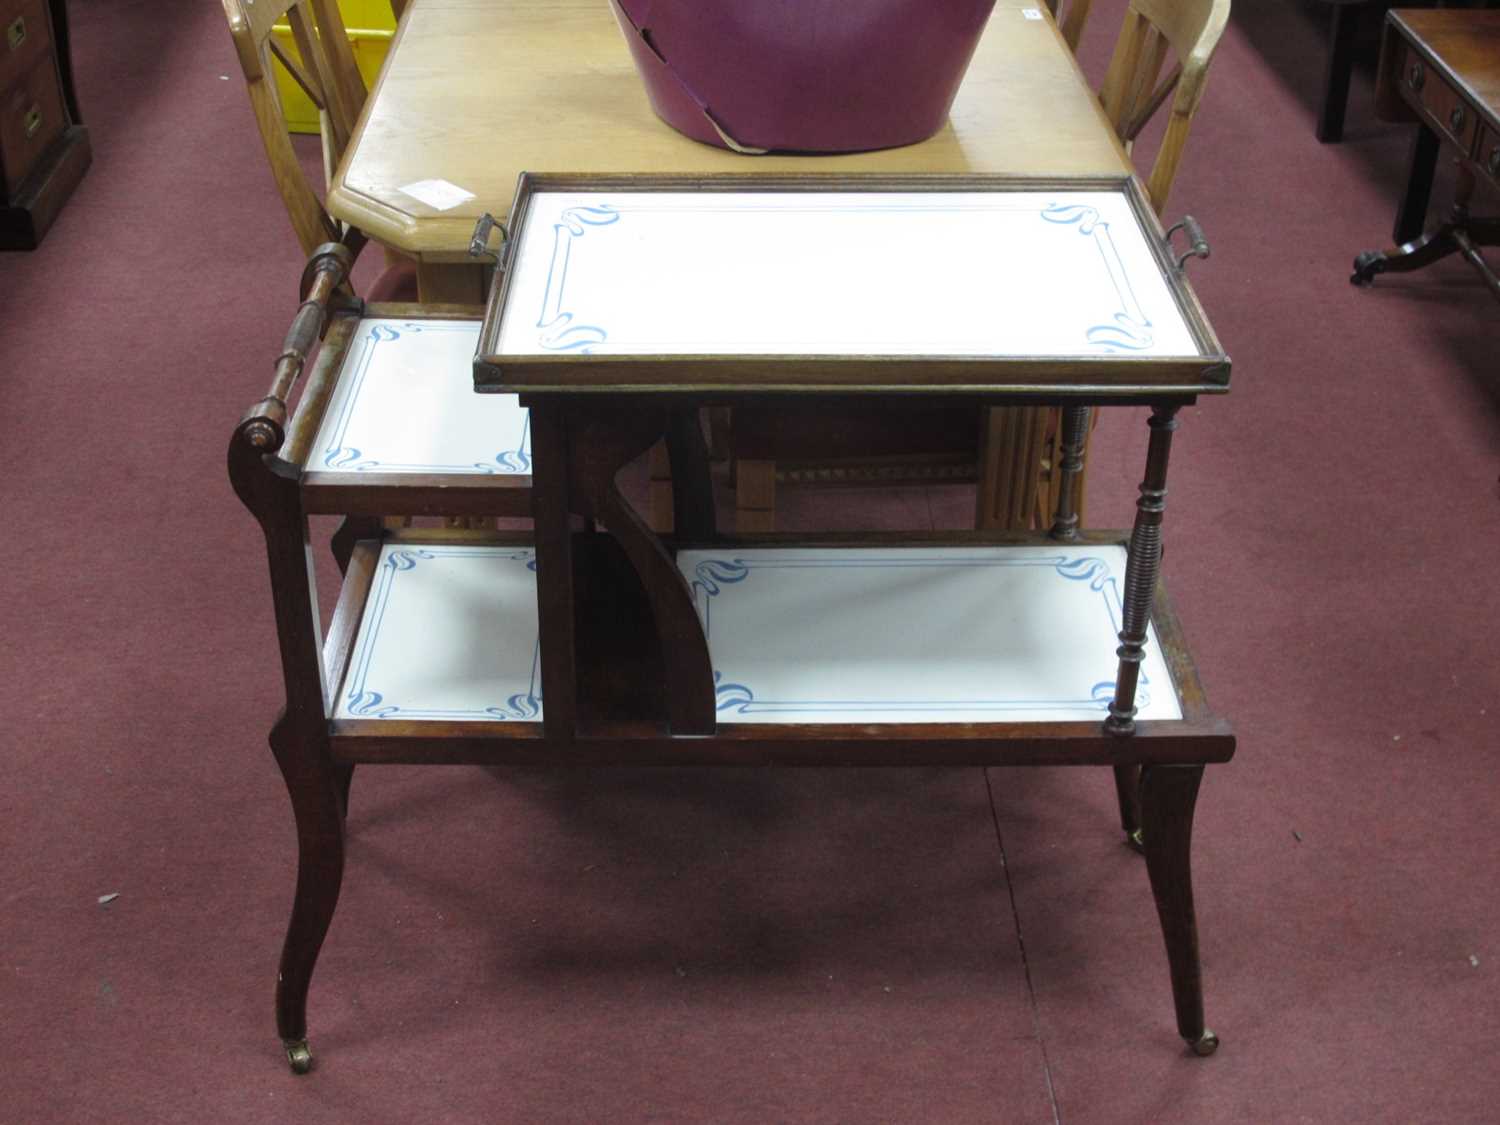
left=0, top=0, right=89, bottom=249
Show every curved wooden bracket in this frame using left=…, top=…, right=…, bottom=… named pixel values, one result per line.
left=531, top=401, right=717, bottom=736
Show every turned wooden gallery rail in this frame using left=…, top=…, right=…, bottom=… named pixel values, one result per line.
left=232, top=173, right=1235, bottom=1074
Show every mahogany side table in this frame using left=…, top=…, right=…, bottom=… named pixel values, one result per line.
left=1351, top=7, right=1500, bottom=297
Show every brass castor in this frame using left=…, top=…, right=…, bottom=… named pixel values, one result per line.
left=1350, top=250, right=1386, bottom=286
left=1188, top=1029, right=1219, bottom=1057
left=1125, top=827, right=1145, bottom=854
left=284, top=1038, right=313, bottom=1075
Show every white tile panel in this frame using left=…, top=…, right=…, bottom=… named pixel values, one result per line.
left=310, top=318, right=530, bottom=475
left=336, top=544, right=541, bottom=721
left=677, top=546, right=1181, bottom=724
left=497, top=191, right=1200, bottom=358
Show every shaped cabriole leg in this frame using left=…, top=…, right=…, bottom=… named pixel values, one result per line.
left=269, top=714, right=347, bottom=1075
left=1140, top=763, right=1217, bottom=1056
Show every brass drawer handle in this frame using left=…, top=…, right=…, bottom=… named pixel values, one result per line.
left=1450, top=105, right=1466, bottom=134
left=5, top=15, right=24, bottom=50
left=1409, top=59, right=1425, bottom=91
left=23, top=103, right=41, bottom=138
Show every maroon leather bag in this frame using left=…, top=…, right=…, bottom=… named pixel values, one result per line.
left=609, top=0, right=997, bottom=154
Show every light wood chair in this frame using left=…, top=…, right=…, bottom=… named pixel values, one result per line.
left=1099, top=0, right=1231, bottom=214
left=727, top=0, right=1231, bottom=533
left=221, top=0, right=415, bottom=298
left=1048, top=0, right=1095, bottom=52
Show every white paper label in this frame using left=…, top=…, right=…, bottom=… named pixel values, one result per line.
left=398, top=178, right=477, bottom=211
left=1021, top=8, right=1043, bottom=19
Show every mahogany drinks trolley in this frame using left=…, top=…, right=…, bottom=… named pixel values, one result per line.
left=231, top=173, right=1234, bottom=1074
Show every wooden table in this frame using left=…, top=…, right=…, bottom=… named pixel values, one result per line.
left=327, top=0, right=1131, bottom=304
left=1351, top=8, right=1500, bottom=297
left=1312, top=1, right=1499, bottom=145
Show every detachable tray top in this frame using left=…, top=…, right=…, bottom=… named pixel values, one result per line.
left=474, top=174, right=1229, bottom=396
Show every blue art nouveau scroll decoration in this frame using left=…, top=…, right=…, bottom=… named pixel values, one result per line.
left=536, top=206, right=621, bottom=353
left=1041, top=203, right=1155, bottom=351
left=509, top=193, right=1191, bottom=357
left=343, top=548, right=542, bottom=720
left=686, top=551, right=1156, bottom=719
left=319, top=322, right=532, bottom=473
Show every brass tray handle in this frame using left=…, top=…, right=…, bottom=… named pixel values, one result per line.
left=1165, top=215, right=1210, bottom=271
left=468, top=212, right=509, bottom=267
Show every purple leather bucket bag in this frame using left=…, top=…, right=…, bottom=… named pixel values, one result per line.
left=609, top=0, right=998, bottom=154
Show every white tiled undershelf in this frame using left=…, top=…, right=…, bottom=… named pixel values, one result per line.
left=335, top=544, right=1178, bottom=725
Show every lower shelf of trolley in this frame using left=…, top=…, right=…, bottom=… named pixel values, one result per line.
left=324, top=529, right=1232, bottom=767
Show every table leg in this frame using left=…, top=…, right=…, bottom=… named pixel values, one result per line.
left=415, top=261, right=486, bottom=305
left=1113, top=764, right=1144, bottom=851
left=1140, top=763, right=1218, bottom=1056
left=270, top=714, right=347, bottom=1076
left=1353, top=153, right=1472, bottom=286
left=1394, top=123, right=1441, bottom=245
left=665, top=408, right=716, bottom=539
left=231, top=397, right=350, bottom=1075
left=1317, top=2, right=1363, bottom=143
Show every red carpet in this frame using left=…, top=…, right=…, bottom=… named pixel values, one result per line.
left=2, top=1, right=1497, bottom=1121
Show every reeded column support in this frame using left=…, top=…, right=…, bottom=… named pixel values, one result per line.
left=1106, top=404, right=1179, bottom=736
left=1047, top=404, right=1091, bottom=541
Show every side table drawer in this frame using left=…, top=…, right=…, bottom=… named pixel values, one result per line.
left=1477, top=126, right=1500, bottom=194
left=0, top=0, right=51, bottom=94
left=1, top=53, right=65, bottom=193
left=1397, top=42, right=1480, bottom=155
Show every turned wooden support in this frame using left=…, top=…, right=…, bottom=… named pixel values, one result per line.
left=1107, top=404, right=1179, bottom=736
left=1047, top=404, right=1091, bottom=541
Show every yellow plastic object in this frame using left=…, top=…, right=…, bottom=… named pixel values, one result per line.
left=331, top=0, right=397, bottom=29
left=270, top=1, right=396, bottom=135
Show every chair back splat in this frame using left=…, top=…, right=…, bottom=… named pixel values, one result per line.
left=1099, top=0, right=1231, bottom=214
left=220, top=0, right=368, bottom=254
